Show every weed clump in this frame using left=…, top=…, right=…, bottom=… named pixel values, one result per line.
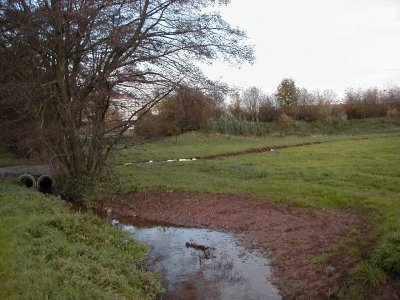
left=371, top=233, right=400, bottom=276
left=338, top=263, right=386, bottom=299
left=349, top=263, right=386, bottom=290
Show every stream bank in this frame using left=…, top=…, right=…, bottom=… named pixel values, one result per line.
left=115, top=218, right=281, bottom=299
left=93, top=191, right=367, bottom=299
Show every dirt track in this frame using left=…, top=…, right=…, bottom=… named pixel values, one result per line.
left=201, top=141, right=323, bottom=159
left=0, top=165, right=54, bottom=178
left=94, top=191, right=369, bottom=299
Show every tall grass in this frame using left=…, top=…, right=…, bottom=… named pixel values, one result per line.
left=202, top=116, right=273, bottom=136
left=202, top=116, right=399, bottom=137
left=202, top=115, right=346, bottom=136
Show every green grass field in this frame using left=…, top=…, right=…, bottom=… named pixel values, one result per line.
left=1, top=117, right=399, bottom=298
left=115, top=117, right=399, bottom=164
left=111, top=118, right=400, bottom=297
left=0, top=182, right=162, bottom=299
left=116, top=133, right=399, bottom=232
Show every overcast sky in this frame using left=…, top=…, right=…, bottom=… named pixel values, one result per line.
left=202, top=0, right=400, bottom=97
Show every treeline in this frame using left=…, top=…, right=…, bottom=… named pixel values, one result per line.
left=227, top=80, right=400, bottom=123
left=134, top=79, right=400, bottom=140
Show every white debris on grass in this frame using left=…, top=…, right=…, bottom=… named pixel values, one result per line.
left=123, top=162, right=132, bottom=166
left=142, top=158, right=198, bottom=164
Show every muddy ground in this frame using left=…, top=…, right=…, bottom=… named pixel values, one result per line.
left=93, top=191, right=371, bottom=299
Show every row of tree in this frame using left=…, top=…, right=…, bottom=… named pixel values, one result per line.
left=227, top=79, right=400, bottom=123
left=133, top=80, right=400, bottom=141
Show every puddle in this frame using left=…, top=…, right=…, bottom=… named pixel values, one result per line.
left=114, top=218, right=281, bottom=300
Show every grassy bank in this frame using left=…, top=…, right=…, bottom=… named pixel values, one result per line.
left=0, top=182, right=161, bottom=299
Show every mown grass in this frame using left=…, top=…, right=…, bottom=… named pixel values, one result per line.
left=109, top=120, right=400, bottom=298
left=116, top=134, right=399, bottom=210
left=0, top=181, right=162, bottom=299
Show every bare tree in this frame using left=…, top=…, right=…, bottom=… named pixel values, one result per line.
left=242, top=86, right=266, bottom=121
left=228, top=92, right=243, bottom=119
left=0, top=0, right=253, bottom=177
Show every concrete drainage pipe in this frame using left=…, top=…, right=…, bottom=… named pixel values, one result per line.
left=37, top=175, right=55, bottom=194
left=18, top=174, right=37, bottom=188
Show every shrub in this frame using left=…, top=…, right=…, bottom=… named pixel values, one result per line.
left=277, top=113, right=295, bottom=127
left=344, top=88, right=389, bottom=119
left=259, top=103, right=280, bottom=122
left=386, top=108, right=400, bottom=118
left=293, top=105, right=320, bottom=122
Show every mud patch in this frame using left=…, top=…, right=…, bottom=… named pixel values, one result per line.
left=94, top=191, right=367, bottom=299
left=201, top=142, right=323, bottom=159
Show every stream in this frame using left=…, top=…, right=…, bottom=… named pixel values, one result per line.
left=113, top=217, right=281, bottom=300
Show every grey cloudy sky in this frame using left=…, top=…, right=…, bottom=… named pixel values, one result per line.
left=202, top=0, right=400, bottom=97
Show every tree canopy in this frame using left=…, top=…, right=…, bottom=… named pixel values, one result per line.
left=276, top=78, right=299, bottom=109
left=0, top=0, right=253, bottom=177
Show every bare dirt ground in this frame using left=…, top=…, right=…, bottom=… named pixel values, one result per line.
left=201, top=142, right=323, bottom=160
left=93, top=191, right=370, bottom=299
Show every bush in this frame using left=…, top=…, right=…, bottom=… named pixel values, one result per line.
left=258, top=103, right=280, bottom=122
left=134, top=112, right=170, bottom=142
left=386, top=108, right=400, bottom=118
left=344, top=88, right=390, bottom=119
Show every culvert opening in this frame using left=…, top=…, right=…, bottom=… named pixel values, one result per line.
left=37, top=175, right=55, bottom=194
left=18, top=174, right=36, bottom=188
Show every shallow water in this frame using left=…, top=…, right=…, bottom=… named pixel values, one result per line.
left=115, top=218, right=281, bottom=300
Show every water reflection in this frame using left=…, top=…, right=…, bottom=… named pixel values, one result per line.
left=117, top=219, right=281, bottom=300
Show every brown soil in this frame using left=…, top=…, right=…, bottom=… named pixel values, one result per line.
left=93, top=191, right=372, bottom=299
left=201, top=141, right=323, bottom=159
